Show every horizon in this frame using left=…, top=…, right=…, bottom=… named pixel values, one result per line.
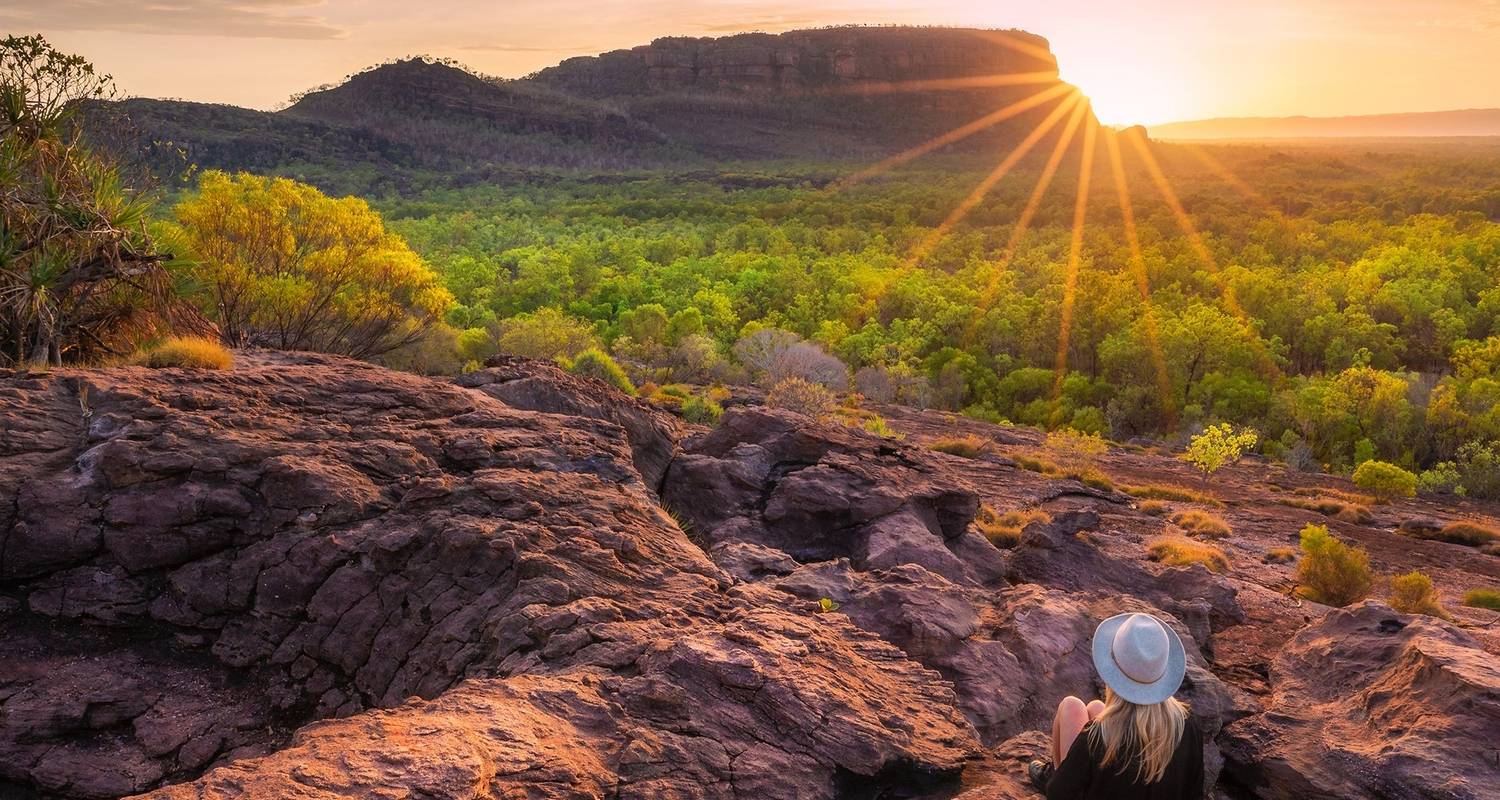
left=7, top=0, right=1500, bottom=127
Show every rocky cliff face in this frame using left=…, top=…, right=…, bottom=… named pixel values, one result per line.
left=2, top=353, right=1497, bottom=799
left=534, top=27, right=1057, bottom=96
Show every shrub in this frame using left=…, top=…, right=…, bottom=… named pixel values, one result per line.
left=1184, top=424, right=1258, bottom=478
left=681, top=395, right=723, bottom=425
left=1295, top=524, right=1372, bottom=606
left=1264, top=546, right=1298, bottom=564
left=1139, top=500, right=1169, bottom=516
left=1123, top=484, right=1224, bottom=507
left=929, top=435, right=988, bottom=458
left=1147, top=536, right=1229, bottom=573
left=976, top=505, right=1050, bottom=548
left=1044, top=428, right=1108, bottom=470
left=1454, top=441, right=1500, bottom=500
left=1171, top=510, right=1232, bottom=540
left=765, top=377, right=835, bottom=419
left=1462, top=588, right=1500, bottom=611
left=1388, top=571, right=1447, bottom=618
left=134, top=337, right=233, bottom=370
left=1428, top=521, right=1500, bottom=547
left=1352, top=460, right=1417, bottom=501
left=1416, top=461, right=1462, bottom=495
left=566, top=348, right=635, bottom=395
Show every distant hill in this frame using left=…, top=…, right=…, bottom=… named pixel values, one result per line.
left=94, top=26, right=1085, bottom=190
left=1151, top=108, right=1500, bottom=140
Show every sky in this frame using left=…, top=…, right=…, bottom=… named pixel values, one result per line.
left=5, top=0, right=1500, bottom=126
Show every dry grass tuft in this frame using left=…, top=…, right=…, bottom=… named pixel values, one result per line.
left=134, top=337, right=233, bottom=370
left=1277, top=496, right=1372, bottom=524
left=1147, top=536, right=1230, bottom=573
left=1138, top=500, right=1169, bottom=517
left=1428, top=521, right=1500, bottom=547
left=976, top=504, right=1051, bottom=548
left=1171, top=510, right=1232, bottom=540
left=1263, top=546, right=1298, bottom=564
left=1123, top=483, right=1224, bottom=507
left=929, top=435, right=988, bottom=458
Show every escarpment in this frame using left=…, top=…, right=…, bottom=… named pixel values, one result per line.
left=2, top=353, right=1497, bottom=799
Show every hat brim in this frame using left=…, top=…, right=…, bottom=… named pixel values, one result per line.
left=1091, top=613, right=1187, bottom=705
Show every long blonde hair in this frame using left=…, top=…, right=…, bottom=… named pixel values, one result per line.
left=1088, top=687, right=1189, bottom=783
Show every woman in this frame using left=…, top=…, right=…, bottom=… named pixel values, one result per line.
left=1027, top=612, right=1204, bottom=799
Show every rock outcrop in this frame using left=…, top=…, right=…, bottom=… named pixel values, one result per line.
left=4, top=354, right=1498, bottom=799
left=1221, top=601, right=1500, bottom=800
left=0, top=353, right=974, bottom=799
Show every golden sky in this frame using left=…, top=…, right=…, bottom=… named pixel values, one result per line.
left=7, top=0, right=1500, bottom=125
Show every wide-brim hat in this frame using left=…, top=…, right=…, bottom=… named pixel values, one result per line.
left=1091, top=612, right=1187, bottom=705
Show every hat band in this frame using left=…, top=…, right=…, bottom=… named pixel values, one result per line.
left=1111, top=646, right=1166, bottom=684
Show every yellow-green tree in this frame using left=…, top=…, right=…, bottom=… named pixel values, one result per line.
left=170, top=171, right=451, bottom=358
left=1184, top=423, right=1259, bottom=478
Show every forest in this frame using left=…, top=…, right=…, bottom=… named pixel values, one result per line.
left=6, top=34, right=1500, bottom=498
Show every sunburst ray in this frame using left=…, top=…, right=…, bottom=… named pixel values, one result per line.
left=901, top=91, right=1083, bottom=270
left=1104, top=128, right=1177, bottom=426
left=1052, top=116, right=1099, bottom=398
left=1124, top=128, right=1282, bottom=380
left=834, top=83, right=1076, bottom=190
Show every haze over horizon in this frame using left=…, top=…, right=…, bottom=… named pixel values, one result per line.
left=6, top=0, right=1500, bottom=126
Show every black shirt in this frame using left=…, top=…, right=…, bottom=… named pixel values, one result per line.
left=1046, top=716, right=1204, bottom=800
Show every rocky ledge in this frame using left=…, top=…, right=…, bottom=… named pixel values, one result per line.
left=1, top=352, right=1497, bottom=799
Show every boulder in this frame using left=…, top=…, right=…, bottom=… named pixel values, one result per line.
left=1221, top=601, right=1500, bottom=800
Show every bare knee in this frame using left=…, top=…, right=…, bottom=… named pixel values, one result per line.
left=1086, top=699, right=1105, bottom=721
left=1057, top=695, right=1087, bottom=718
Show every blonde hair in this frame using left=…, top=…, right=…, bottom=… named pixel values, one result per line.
left=1089, top=687, right=1189, bottom=784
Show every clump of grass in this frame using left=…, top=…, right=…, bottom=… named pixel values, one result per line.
left=929, top=435, right=988, bottom=458
left=1139, top=500, right=1169, bottom=517
left=975, top=504, right=1051, bottom=548
left=1295, top=523, right=1372, bottom=606
left=1388, top=570, right=1448, bottom=618
left=859, top=414, right=903, bottom=440
left=1264, top=546, right=1298, bottom=564
left=1422, top=521, right=1500, bottom=547
left=1015, top=453, right=1061, bottom=475
left=1147, top=536, right=1230, bottom=573
left=1171, top=510, right=1232, bottom=540
left=1072, top=468, right=1116, bottom=491
left=1277, top=496, right=1372, bottom=524
left=1123, top=484, right=1224, bottom=507
left=681, top=395, right=723, bottom=426
left=134, top=336, right=233, bottom=370
left=1462, top=588, right=1500, bottom=611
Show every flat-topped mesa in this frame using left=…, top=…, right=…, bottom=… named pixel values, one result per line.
left=533, top=27, right=1059, bottom=96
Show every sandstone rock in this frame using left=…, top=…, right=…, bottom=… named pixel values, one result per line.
left=462, top=355, right=683, bottom=490
left=1220, top=601, right=1500, bottom=800
left=0, top=353, right=977, bottom=798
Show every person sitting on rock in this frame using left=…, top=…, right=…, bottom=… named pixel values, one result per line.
left=1027, top=612, right=1203, bottom=799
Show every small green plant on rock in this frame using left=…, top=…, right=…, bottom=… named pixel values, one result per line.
left=1388, top=570, right=1447, bottom=618
left=1462, top=588, right=1500, bottom=611
left=816, top=597, right=840, bottom=614
left=1295, top=524, right=1372, bottom=606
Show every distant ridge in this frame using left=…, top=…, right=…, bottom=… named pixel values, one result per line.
left=1151, top=108, right=1500, bottom=140
left=94, top=26, right=1087, bottom=185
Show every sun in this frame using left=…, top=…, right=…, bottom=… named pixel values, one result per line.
left=1048, top=46, right=1195, bottom=128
